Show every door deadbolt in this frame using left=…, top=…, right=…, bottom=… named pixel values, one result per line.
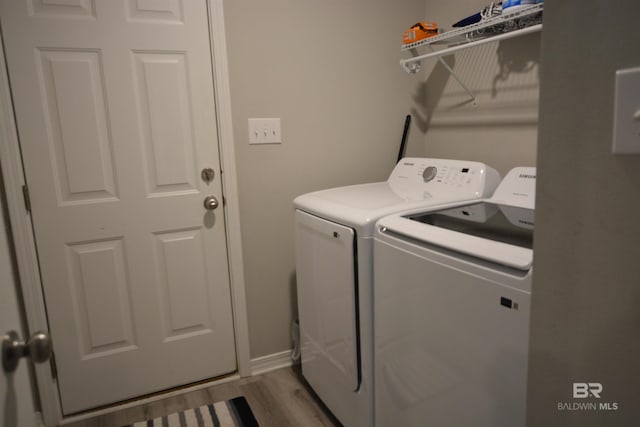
left=201, top=168, right=215, bottom=183
left=2, top=330, right=52, bottom=372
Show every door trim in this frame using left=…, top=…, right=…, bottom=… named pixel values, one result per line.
left=206, top=0, right=251, bottom=379
left=0, top=1, right=250, bottom=425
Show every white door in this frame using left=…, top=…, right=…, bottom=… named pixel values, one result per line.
left=0, top=0, right=236, bottom=414
left=1, top=195, right=38, bottom=427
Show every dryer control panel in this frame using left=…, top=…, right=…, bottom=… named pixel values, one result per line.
left=388, top=158, right=501, bottom=201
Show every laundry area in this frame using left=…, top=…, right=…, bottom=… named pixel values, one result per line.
left=293, top=3, right=541, bottom=426
left=284, top=1, right=640, bottom=426
left=1, top=1, right=639, bottom=427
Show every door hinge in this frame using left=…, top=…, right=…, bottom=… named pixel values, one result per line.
left=22, top=184, right=31, bottom=212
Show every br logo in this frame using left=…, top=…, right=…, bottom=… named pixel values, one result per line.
left=573, top=383, right=603, bottom=399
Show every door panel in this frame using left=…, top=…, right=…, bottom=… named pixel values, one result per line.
left=126, top=0, right=183, bottom=24
left=133, top=52, right=199, bottom=193
left=39, top=49, right=118, bottom=203
left=28, top=0, right=96, bottom=19
left=0, top=0, right=236, bottom=414
left=154, top=228, right=213, bottom=339
left=66, top=238, right=136, bottom=357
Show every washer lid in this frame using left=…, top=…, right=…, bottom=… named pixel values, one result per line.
left=408, top=202, right=533, bottom=249
left=379, top=201, right=533, bottom=270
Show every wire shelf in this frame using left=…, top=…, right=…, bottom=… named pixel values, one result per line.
left=399, top=3, right=543, bottom=106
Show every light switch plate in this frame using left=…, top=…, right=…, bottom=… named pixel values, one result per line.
left=612, top=67, right=640, bottom=154
left=248, top=118, right=281, bottom=144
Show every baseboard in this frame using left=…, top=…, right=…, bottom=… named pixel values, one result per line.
left=250, top=349, right=293, bottom=375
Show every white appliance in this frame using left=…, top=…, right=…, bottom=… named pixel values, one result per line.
left=373, top=167, right=536, bottom=427
left=294, top=158, right=501, bottom=427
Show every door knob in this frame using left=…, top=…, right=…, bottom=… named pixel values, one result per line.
left=2, top=330, right=52, bottom=372
left=203, top=195, right=219, bottom=211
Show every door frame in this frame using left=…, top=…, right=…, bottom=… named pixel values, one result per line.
left=0, top=1, right=250, bottom=425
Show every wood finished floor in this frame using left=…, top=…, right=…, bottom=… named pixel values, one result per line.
left=64, top=366, right=340, bottom=427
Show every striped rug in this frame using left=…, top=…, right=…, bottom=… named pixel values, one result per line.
left=126, top=396, right=259, bottom=427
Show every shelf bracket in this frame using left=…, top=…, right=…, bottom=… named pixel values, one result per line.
left=402, top=48, right=422, bottom=74
left=430, top=45, right=477, bottom=107
left=402, top=45, right=477, bottom=106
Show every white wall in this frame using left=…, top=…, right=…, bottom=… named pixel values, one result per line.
left=223, top=0, right=426, bottom=358
left=528, top=1, right=640, bottom=424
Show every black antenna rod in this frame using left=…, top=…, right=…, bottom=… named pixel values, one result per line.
left=396, top=114, right=411, bottom=163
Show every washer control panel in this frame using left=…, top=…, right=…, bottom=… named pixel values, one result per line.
left=388, top=158, right=501, bottom=200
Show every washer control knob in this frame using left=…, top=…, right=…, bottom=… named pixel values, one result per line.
left=423, top=166, right=437, bottom=183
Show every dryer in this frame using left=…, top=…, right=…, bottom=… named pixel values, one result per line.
left=373, top=167, right=536, bottom=427
left=294, top=158, right=500, bottom=427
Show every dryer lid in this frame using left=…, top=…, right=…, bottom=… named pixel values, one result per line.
left=293, top=158, right=501, bottom=236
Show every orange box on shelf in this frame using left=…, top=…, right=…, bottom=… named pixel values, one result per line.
left=402, top=22, right=439, bottom=44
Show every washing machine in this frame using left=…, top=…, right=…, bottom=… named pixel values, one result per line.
left=373, top=167, right=536, bottom=427
left=294, top=158, right=500, bottom=427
